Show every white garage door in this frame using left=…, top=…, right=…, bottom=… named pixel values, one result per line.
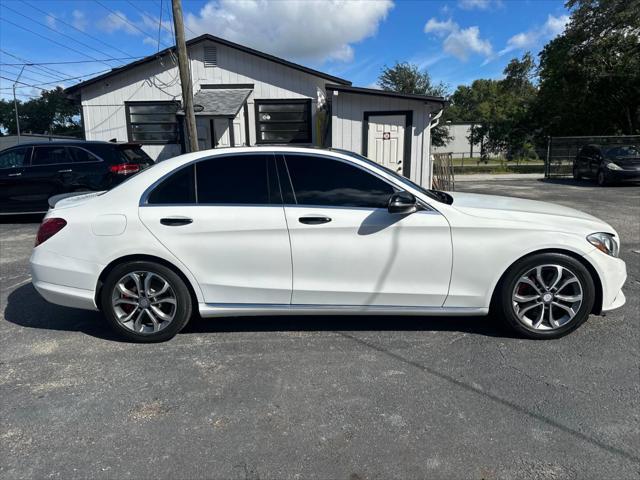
left=367, top=115, right=405, bottom=174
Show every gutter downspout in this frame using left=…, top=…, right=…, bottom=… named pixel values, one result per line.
left=427, top=107, right=444, bottom=188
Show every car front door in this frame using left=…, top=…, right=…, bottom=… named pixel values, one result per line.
left=0, top=146, right=31, bottom=213
left=280, top=153, right=452, bottom=307
left=139, top=153, right=292, bottom=304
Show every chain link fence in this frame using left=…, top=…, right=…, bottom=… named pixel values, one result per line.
left=545, top=135, right=640, bottom=178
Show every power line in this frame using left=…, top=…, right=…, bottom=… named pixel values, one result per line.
left=157, top=0, right=163, bottom=52
left=1, top=4, right=123, bottom=68
left=24, top=1, right=137, bottom=60
left=0, top=57, right=144, bottom=66
left=1, top=64, right=59, bottom=84
left=0, top=48, right=70, bottom=79
left=94, top=0, right=173, bottom=49
left=0, top=67, right=112, bottom=90
left=0, top=17, right=115, bottom=67
left=0, top=75, right=47, bottom=90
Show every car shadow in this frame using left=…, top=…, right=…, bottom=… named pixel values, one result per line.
left=4, top=283, right=515, bottom=341
left=540, top=178, right=640, bottom=188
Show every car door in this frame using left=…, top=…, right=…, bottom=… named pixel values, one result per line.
left=280, top=153, right=453, bottom=307
left=589, top=147, right=603, bottom=176
left=0, top=146, right=31, bottom=213
left=576, top=146, right=589, bottom=175
left=139, top=153, right=292, bottom=304
left=22, top=145, right=74, bottom=211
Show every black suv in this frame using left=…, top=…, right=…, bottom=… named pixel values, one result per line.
left=573, top=144, right=640, bottom=186
left=0, top=141, right=154, bottom=214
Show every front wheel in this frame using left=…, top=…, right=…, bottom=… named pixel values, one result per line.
left=497, top=253, right=595, bottom=339
left=597, top=169, right=609, bottom=186
left=100, top=261, right=192, bottom=342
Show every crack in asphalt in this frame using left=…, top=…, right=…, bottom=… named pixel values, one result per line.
left=337, top=331, right=640, bottom=465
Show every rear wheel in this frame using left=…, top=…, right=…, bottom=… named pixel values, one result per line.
left=100, top=261, right=192, bottom=342
left=572, top=164, right=582, bottom=180
left=497, top=253, right=595, bottom=339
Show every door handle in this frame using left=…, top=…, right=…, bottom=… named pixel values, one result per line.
left=160, top=217, right=193, bottom=226
left=299, top=216, right=331, bottom=225
left=8, top=172, right=22, bottom=177
left=58, top=169, right=73, bottom=173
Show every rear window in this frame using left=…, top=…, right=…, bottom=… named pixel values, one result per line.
left=147, top=165, right=196, bottom=204
left=119, top=147, right=152, bottom=163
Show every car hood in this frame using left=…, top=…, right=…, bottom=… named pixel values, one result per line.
left=447, top=191, right=614, bottom=233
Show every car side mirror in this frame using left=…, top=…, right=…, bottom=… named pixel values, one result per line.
left=388, top=191, right=417, bottom=214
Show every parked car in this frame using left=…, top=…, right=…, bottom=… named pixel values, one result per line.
left=30, top=147, right=627, bottom=342
left=0, top=141, right=154, bottom=214
left=573, top=144, right=640, bottom=186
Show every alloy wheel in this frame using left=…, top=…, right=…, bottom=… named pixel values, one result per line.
left=512, top=264, right=583, bottom=331
left=111, top=271, right=177, bottom=334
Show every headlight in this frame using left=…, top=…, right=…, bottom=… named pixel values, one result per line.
left=606, top=162, right=623, bottom=171
left=587, top=232, right=619, bottom=257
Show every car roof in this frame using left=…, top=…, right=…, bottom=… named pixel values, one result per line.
left=6, top=140, right=139, bottom=148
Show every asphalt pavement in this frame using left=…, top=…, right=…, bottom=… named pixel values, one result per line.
left=1, top=177, right=638, bottom=479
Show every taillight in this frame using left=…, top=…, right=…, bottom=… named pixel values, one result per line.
left=35, top=218, right=67, bottom=247
left=109, top=163, right=140, bottom=175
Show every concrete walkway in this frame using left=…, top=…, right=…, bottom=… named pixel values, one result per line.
left=455, top=173, right=544, bottom=182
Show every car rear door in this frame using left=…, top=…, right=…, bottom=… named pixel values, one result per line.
left=0, top=146, right=31, bottom=213
left=279, top=153, right=452, bottom=307
left=139, top=152, right=292, bottom=304
left=22, top=145, right=75, bottom=211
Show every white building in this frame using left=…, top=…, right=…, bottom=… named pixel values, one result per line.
left=432, top=122, right=500, bottom=159
left=65, top=34, right=445, bottom=186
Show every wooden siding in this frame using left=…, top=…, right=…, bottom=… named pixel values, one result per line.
left=80, top=40, right=330, bottom=158
left=330, top=91, right=439, bottom=186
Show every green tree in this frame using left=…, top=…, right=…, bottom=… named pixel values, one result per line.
left=377, top=62, right=451, bottom=147
left=445, top=53, right=538, bottom=159
left=535, top=0, right=640, bottom=136
left=0, top=87, right=81, bottom=136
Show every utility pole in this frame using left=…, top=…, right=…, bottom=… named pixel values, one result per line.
left=13, top=65, right=27, bottom=143
left=171, top=0, right=198, bottom=152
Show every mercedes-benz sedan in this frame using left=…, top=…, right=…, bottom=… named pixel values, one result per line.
left=30, top=147, right=627, bottom=342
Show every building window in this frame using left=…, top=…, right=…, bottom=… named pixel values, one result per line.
left=255, top=99, right=311, bottom=144
left=126, top=101, right=179, bottom=144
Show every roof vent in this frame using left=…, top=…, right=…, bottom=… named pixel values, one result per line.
left=204, top=46, right=217, bottom=68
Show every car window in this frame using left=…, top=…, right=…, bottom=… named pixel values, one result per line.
left=31, top=146, right=72, bottom=166
left=284, top=154, right=395, bottom=208
left=68, top=147, right=101, bottom=163
left=147, top=165, right=196, bottom=204
left=118, top=147, right=152, bottom=163
left=196, top=154, right=279, bottom=204
left=0, top=147, right=30, bottom=169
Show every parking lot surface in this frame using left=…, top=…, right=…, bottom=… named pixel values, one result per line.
left=1, top=178, right=638, bottom=479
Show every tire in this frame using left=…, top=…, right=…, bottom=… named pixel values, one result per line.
left=100, top=260, right=192, bottom=342
left=496, top=253, right=595, bottom=339
left=597, top=169, right=609, bottom=186
left=572, top=164, right=582, bottom=180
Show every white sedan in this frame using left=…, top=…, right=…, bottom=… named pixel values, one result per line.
left=30, top=147, right=627, bottom=342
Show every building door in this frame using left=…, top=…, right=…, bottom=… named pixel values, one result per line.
left=196, top=117, right=212, bottom=150
left=366, top=114, right=407, bottom=175
left=213, top=118, right=232, bottom=147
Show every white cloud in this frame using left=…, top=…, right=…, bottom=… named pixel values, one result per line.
left=185, top=0, right=393, bottom=63
left=500, top=14, right=569, bottom=55
left=424, top=18, right=492, bottom=61
left=99, top=11, right=140, bottom=35
left=45, top=14, right=57, bottom=30
left=458, top=0, right=504, bottom=10
left=72, top=10, right=88, bottom=31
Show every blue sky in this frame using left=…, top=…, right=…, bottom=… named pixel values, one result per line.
left=0, top=0, right=570, bottom=101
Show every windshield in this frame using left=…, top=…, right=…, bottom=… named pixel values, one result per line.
left=605, top=145, right=640, bottom=158
left=330, top=148, right=451, bottom=203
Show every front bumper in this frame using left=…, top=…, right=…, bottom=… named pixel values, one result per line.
left=30, top=247, right=100, bottom=311
left=606, top=169, right=640, bottom=181
left=583, top=248, right=627, bottom=313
